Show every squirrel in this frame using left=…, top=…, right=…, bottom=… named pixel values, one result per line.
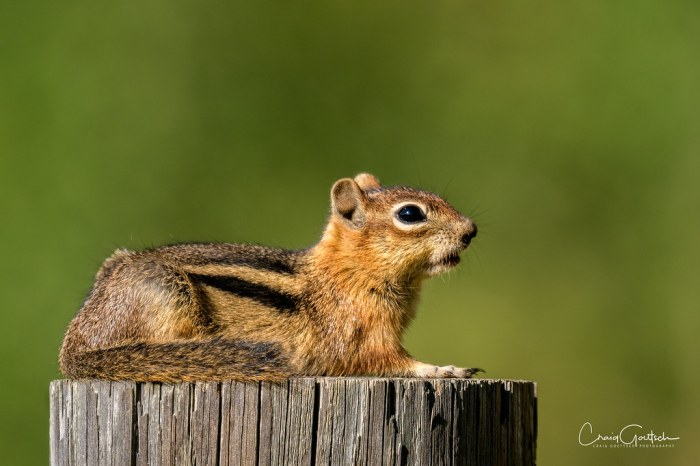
left=59, top=173, right=481, bottom=382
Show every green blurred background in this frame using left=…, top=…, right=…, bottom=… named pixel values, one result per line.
left=2, top=0, right=699, bottom=464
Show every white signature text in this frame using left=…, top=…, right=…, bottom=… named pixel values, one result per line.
left=578, top=422, right=679, bottom=448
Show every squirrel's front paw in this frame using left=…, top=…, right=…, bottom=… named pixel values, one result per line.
left=412, top=362, right=484, bottom=379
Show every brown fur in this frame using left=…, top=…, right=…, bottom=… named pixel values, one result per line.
left=60, top=174, right=480, bottom=382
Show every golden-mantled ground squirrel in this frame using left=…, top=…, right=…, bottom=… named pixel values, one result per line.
left=60, top=173, right=480, bottom=382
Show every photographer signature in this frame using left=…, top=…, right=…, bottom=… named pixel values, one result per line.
left=579, top=422, right=679, bottom=447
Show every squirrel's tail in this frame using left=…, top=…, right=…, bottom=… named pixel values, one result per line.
left=59, top=338, right=291, bottom=382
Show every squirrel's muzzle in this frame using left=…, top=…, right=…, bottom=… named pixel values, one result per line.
left=460, top=222, right=478, bottom=247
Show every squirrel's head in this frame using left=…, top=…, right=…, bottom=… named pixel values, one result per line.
left=325, top=173, right=477, bottom=280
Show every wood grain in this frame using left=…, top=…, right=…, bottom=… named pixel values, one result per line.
left=50, top=378, right=536, bottom=465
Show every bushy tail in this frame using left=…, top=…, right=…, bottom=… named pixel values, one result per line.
left=59, top=338, right=291, bottom=382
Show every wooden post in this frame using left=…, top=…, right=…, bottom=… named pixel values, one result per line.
left=50, top=378, right=536, bottom=466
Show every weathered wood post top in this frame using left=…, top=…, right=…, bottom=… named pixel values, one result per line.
left=50, top=377, right=536, bottom=466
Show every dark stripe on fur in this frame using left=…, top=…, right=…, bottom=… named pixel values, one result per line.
left=209, top=255, right=296, bottom=275
left=190, top=273, right=299, bottom=313
left=200, top=253, right=296, bottom=275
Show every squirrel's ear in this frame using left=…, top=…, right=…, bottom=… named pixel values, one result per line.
left=354, top=173, right=381, bottom=191
left=331, top=178, right=367, bottom=229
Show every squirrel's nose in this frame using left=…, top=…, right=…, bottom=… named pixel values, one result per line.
left=461, top=222, right=477, bottom=246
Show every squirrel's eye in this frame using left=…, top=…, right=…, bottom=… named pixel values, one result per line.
left=397, top=205, right=427, bottom=224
